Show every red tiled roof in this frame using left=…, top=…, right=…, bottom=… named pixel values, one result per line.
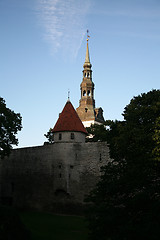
left=52, top=101, right=87, bottom=134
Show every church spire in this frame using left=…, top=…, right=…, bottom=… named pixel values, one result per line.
left=85, top=40, right=90, bottom=63
left=84, top=30, right=92, bottom=67
left=76, top=30, right=105, bottom=127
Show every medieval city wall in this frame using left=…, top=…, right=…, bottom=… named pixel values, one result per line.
left=0, top=142, right=110, bottom=213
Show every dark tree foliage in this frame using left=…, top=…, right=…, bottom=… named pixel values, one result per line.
left=153, top=116, right=160, bottom=161
left=107, top=89, right=160, bottom=163
left=86, top=124, right=108, bottom=142
left=86, top=89, right=160, bottom=240
left=44, top=128, right=54, bottom=143
left=0, top=97, right=22, bottom=158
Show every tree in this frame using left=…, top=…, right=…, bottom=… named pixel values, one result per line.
left=153, top=117, right=160, bottom=161
left=0, top=97, right=22, bottom=158
left=44, top=128, right=54, bottom=143
left=86, top=124, right=108, bottom=142
left=86, top=89, right=160, bottom=240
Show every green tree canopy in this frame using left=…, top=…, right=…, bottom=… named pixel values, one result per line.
left=153, top=116, right=160, bottom=161
left=86, top=89, right=160, bottom=240
left=107, top=89, right=160, bottom=162
left=0, top=97, right=22, bottom=158
left=86, top=124, right=108, bottom=142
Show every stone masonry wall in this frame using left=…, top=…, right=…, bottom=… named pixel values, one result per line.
left=0, top=142, right=110, bottom=213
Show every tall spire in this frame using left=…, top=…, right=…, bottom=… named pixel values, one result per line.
left=84, top=30, right=92, bottom=67
left=85, top=41, right=90, bottom=63
left=76, top=30, right=105, bottom=127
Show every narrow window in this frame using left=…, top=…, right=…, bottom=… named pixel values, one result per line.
left=71, top=133, right=75, bottom=140
left=59, top=173, right=62, bottom=178
left=59, top=133, right=62, bottom=140
left=85, top=108, right=88, bottom=113
left=87, top=72, right=90, bottom=77
left=58, top=164, right=61, bottom=169
left=83, top=90, right=86, bottom=96
left=87, top=90, right=91, bottom=96
left=99, top=153, right=102, bottom=161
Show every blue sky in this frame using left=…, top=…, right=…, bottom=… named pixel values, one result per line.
left=0, top=0, right=160, bottom=148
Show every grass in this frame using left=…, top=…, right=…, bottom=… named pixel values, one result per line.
left=20, top=211, right=88, bottom=240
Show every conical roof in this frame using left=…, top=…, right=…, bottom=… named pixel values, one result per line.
left=52, top=100, right=87, bottom=134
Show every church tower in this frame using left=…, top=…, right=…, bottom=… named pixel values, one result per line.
left=76, top=32, right=105, bottom=127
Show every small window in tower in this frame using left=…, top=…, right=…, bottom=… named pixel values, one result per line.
left=87, top=72, right=90, bottom=77
left=87, top=90, right=91, bottom=96
left=59, top=173, right=62, bottom=178
left=85, top=108, right=88, bottom=113
left=59, top=133, right=62, bottom=140
left=71, top=133, right=75, bottom=140
left=84, top=72, right=87, bottom=77
left=83, top=90, right=86, bottom=96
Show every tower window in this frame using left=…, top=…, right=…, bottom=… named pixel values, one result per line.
left=59, top=133, right=62, bottom=140
left=83, top=90, right=86, bottom=96
left=84, top=72, right=87, bottom=77
left=71, top=133, right=75, bottom=139
left=87, top=72, right=90, bottom=77
left=85, top=108, right=88, bottom=112
left=87, top=90, right=91, bottom=96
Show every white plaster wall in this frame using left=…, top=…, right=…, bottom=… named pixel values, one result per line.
left=53, top=131, right=86, bottom=143
left=82, top=120, right=102, bottom=127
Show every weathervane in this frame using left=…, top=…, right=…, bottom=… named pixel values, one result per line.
left=68, top=89, right=70, bottom=101
left=87, top=29, right=90, bottom=42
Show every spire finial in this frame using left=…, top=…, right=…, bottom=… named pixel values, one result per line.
left=84, top=30, right=91, bottom=64
left=87, top=29, right=90, bottom=42
left=68, top=89, right=70, bottom=101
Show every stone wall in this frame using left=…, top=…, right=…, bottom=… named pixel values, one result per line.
left=0, top=142, right=110, bottom=213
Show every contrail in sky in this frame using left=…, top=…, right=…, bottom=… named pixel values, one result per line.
left=36, top=0, right=91, bottom=58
